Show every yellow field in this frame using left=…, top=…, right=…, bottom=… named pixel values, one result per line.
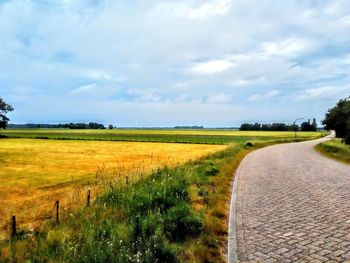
left=0, top=139, right=225, bottom=240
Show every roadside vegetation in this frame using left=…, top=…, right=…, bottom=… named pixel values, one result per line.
left=316, top=139, right=350, bottom=164
left=0, top=132, right=324, bottom=262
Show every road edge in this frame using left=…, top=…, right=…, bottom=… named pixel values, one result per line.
left=228, top=155, right=247, bottom=263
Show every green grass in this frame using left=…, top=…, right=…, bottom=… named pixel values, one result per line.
left=0, top=129, right=324, bottom=145
left=316, top=139, right=350, bottom=164
left=0, top=130, right=327, bottom=262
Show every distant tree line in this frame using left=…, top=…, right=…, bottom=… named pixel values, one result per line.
left=9, top=123, right=60, bottom=129
left=240, top=123, right=296, bottom=131
left=8, top=122, right=107, bottom=129
left=240, top=119, right=317, bottom=132
left=58, top=122, right=106, bottom=129
left=323, top=96, right=350, bottom=144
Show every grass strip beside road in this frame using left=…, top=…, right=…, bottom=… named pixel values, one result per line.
left=316, top=139, right=350, bottom=164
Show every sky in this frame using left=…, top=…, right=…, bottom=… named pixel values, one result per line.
left=0, top=0, right=349, bottom=127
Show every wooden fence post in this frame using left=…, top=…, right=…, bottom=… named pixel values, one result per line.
left=11, top=215, right=16, bottom=237
left=87, top=189, right=91, bottom=207
left=55, top=200, right=59, bottom=225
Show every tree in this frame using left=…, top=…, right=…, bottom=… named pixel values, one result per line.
left=311, top=118, right=317, bottom=131
left=108, top=124, right=114, bottom=129
left=322, top=97, right=350, bottom=144
left=0, top=97, right=14, bottom=129
left=239, top=123, right=253, bottom=131
left=300, top=119, right=317, bottom=131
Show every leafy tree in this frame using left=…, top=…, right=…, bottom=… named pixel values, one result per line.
left=108, top=124, right=113, bottom=129
left=301, top=119, right=317, bottom=131
left=0, top=97, right=14, bottom=129
left=322, top=97, right=350, bottom=144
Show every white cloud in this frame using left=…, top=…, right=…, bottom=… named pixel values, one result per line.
left=68, top=83, right=119, bottom=98
left=82, top=70, right=113, bottom=81
left=248, top=90, right=280, bottom=102
left=339, top=15, right=350, bottom=25
left=207, top=93, right=233, bottom=104
left=189, top=59, right=234, bottom=74
left=189, top=0, right=232, bottom=19
left=151, top=0, right=232, bottom=19
left=69, top=83, right=98, bottom=95
left=260, top=38, right=315, bottom=58
left=295, top=86, right=350, bottom=102
left=126, top=88, right=162, bottom=102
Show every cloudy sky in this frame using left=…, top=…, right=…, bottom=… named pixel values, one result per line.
left=0, top=0, right=349, bottom=127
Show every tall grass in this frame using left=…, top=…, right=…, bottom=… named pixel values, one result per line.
left=1, top=162, right=208, bottom=262
left=316, top=139, right=350, bottom=164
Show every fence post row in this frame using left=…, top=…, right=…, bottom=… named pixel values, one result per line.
left=10, top=191, right=98, bottom=239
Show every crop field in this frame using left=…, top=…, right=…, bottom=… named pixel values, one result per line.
left=0, top=138, right=225, bottom=240
left=0, top=129, right=324, bottom=144
left=0, top=129, right=326, bottom=262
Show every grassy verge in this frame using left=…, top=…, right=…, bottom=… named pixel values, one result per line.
left=0, top=135, right=324, bottom=262
left=316, top=139, right=350, bottom=164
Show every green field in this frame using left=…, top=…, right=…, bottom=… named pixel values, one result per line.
left=0, top=129, right=324, bottom=144
left=0, top=129, right=326, bottom=262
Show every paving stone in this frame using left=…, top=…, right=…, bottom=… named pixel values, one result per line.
left=233, top=137, right=350, bottom=262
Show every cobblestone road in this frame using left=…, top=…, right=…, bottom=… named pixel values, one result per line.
left=229, top=136, right=350, bottom=262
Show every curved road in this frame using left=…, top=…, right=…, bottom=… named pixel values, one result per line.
left=228, top=135, right=350, bottom=262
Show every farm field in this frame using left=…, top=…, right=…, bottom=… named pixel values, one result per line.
left=0, top=128, right=324, bottom=144
left=0, top=138, right=225, bottom=241
left=0, top=130, right=326, bottom=262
